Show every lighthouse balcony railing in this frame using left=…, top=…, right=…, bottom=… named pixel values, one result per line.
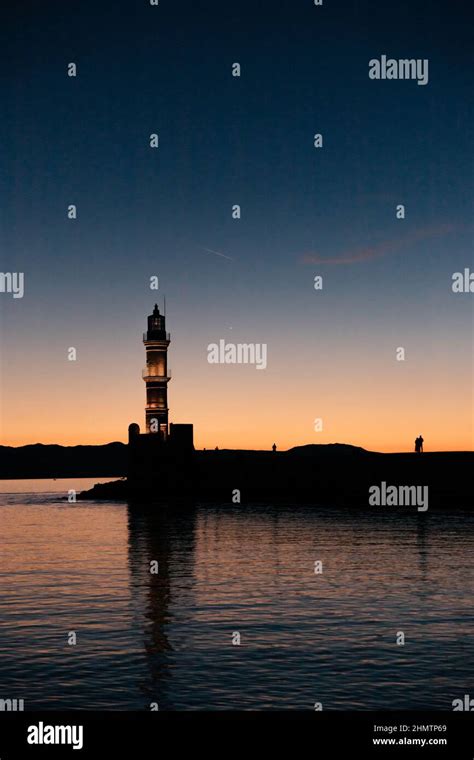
left=143, top=332, right=170, bottom=342
left=142, top=368, right=172, bottom=380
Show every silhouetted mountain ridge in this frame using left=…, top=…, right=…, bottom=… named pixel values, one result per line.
left=288, top=443, right=370, bottom=455
left=0, top=442, right=127, bottom=478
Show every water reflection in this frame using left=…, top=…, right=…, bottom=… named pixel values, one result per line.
left=125, top=503, right=474, bottom=710
left=127, top=505, right=197, bottom=708
left=0, top=493, right=472, bottom=709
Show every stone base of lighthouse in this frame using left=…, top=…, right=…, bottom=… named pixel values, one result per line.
left=127, top=422, right=195, bottom=502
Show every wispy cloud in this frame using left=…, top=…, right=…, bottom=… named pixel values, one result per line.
left=301, top=224, right=458, bottom=265
left=200, top=246, right=234, bottom=261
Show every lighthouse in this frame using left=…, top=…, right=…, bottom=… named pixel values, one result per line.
left=127, top=305, right=194, bottom=500
left=143, top=303, right=171, bottom=436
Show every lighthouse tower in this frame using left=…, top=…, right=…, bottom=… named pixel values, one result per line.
left=127, top=305, right=194, bottom=499
left=143, top=304, right=170, bottom=436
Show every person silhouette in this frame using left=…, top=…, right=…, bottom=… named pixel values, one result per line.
left=418, top=434, right=424, bottom=453
left=272, top=443, right=277, bottom=452
left=415, top=436, right=420, bottom=453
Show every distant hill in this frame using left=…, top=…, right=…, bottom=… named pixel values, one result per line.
left=0, top=443, right=127, bottom=479
left=288, top=443, right=371, bottom=456
left=0, top=441, right=371, bottom=479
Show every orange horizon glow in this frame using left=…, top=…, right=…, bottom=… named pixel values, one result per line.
left=2, top=306, right=472, bottom=454
left=1, top=352, right=472, bottom=453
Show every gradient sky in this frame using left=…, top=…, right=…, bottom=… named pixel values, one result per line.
left=1, top=0, right=472, bottom=451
